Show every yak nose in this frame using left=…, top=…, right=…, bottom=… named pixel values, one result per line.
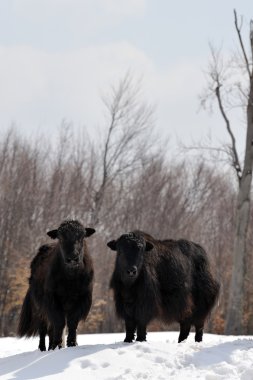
left=127, top=266, right=137, bottom=277
left=67, top=257, right=79, bottom=264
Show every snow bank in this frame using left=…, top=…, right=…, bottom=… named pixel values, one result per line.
left=0, top=332, right=253, bottom=380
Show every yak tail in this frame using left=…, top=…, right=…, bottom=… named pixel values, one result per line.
left=193, top=245, right=220, bottom=312
left=17, top=290, right=39, bottom=338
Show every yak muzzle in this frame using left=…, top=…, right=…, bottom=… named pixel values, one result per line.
left=127, top=266, right=137, bottom=277
left=65, top=256, right=80, bottom=268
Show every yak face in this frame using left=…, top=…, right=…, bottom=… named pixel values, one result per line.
left=47, top=220, right=95, bottom=270
left=107, top=232, right=153, bottom=285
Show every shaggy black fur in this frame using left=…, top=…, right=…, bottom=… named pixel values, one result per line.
left=107, top=231, right=220, bottom=343
left=17, top=220, right=95, bottom=351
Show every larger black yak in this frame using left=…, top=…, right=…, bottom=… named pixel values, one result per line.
left=18, top=220, right=95, bottom=351
left=107, top=231, right=219, bottom=343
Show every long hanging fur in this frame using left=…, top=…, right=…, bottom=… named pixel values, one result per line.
left=17, top=290, right=39, bottom=338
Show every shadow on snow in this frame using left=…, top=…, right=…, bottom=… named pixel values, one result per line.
left=0, top=342, right=125, bottom=380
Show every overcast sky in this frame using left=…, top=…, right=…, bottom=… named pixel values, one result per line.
left=0, top=0, right=252, bottom=154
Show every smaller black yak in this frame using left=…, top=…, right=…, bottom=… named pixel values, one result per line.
left=107, top=231, right=219, bottom=343
left=18, top=220, right=95, bottom=351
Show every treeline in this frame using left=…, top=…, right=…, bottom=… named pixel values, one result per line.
left=0, top=76, right=253, bottom=336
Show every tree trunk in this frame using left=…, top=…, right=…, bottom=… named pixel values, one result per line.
left=225, top=74, right=253, bottom=334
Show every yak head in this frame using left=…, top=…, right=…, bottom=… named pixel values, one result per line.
left=107, top=232, right=153, bottom=285
left=47, top=220, right=95, bottom=269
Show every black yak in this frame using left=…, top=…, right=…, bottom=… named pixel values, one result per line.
left=17, top=220, right=95, bottom=351
left=107, top=230, right=219, bottom=343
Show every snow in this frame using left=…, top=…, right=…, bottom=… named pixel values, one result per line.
left=0, top=332, right=253, bottom=380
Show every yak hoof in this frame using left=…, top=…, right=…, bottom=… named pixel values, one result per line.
left=67, top=341, right=77, bottom=347
left=136, top=337, right=146, bottom=342
left=124, top=337, right=134, bottom=343
left=49, top=342, right=62, bottom=350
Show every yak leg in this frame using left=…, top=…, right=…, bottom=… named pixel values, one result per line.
left=66, top=294, right=92, bottom=347
left=66, top=314, right=79, bottom=347
left=136, top=324, right=147, bottom=342
left=49, top=312, right=65, bottom=350
left=194, top=319, right=205, bottom=342
left=48, top=325, right=54, bottom=350
left=178, top=321, right=191, bottom=343
left=38, top=321, right=47, bottom=351
left=124, top=318, right=136, bottom=343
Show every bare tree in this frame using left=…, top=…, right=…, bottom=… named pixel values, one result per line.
left=90, top=73, right=154, bottom=227
left=201, top=10, right=253, bottom=334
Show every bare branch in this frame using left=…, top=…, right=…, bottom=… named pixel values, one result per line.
left=215, top=84, right=242, bottom=182
left=234, top=9, right=251, bottom=81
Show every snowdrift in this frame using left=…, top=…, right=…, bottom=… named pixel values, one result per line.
left=0, top=332, right=253, bottom=379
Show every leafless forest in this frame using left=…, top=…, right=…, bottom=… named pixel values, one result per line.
left=0, top=76, right=253, bottom=337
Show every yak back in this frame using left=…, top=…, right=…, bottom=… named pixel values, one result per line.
left=111, top=230, right=194, bottom=292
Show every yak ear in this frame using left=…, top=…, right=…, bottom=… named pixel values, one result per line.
left=107, top=240, right=117, bottom=251
left=145, top=241, right=153, bottom=251
left=85, top=228, right=96, bottom=237
left=47, top=229, right=58, bottom=239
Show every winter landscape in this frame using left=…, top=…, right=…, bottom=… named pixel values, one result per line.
left=1, top=2, right=253, bottom=380
left=1, top=332, right=253, bottom=380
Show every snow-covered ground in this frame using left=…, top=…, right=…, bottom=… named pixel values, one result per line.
left=0, top=332, right=253, bottom=380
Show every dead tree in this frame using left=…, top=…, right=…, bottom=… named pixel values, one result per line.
left=201, top=10, right=253, bottom=334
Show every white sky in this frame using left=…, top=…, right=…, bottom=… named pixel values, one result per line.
left=0, top=0, right=252, bottom=155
